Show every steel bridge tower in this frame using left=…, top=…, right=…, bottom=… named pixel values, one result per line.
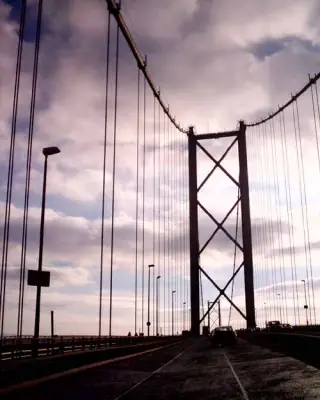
left=188, top=121, right=256, bottom=336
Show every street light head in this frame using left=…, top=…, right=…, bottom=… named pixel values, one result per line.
left=43, top=146, right=61, bottom=157
left=157, top=275, right=161, bottom=279
left=148, top=264, right=155, bottom=268
left=301, top=279, right=305, bottom=283
left=172, top=290, right=176, bottom=294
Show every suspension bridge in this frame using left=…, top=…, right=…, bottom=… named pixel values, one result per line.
left=1, top=0, right=320, bottom=398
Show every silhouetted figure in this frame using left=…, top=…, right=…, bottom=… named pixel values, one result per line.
left=127, top=331, right=131, bottom=337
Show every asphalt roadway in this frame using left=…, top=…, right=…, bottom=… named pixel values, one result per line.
left=2, top=338, right=320, bottom=399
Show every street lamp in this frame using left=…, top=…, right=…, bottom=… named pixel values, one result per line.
left=172, top=290, right=176, bottom=336
left=301, top=280, right=308, bottom=325
left=183, top=302, right=186, bottom=331
left=33, top=147, right=60, bottom=345
left=156, top=275, right=161, bottom=336
left=147, top=264, right=154, bottom=336
left=277, top=294, right=282, bottom=322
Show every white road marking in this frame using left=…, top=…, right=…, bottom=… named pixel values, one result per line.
left=223, top=351, right=250, bottom=400
left=112, top=342, right=194, bottom=400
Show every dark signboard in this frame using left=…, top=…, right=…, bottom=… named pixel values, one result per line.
left=28, top=270, right=51, bottom=287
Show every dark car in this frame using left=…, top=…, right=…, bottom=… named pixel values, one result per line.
left=211, top=326, right=237, bottom=347
left=266, top=320, right=282, bottom=332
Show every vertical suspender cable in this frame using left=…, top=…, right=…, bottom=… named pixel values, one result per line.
left=162, top=111, right=166, bottom=335
left=278, top=113, right=296, bottom=324
left=228, top=189, right=240, bottom=326
left=168, top=115, right=173, bottom=335
left=260, top=124, right=272, bottom=317
left=271, top=118, right=288, bottom=322
left=281, top=110, right=300, bottom=324
left=310, top=78, right=320, bottom=173
left=309, top=82, right=319, bottom=323
left=157, top=100, right=161, bottom=333
left=186, top=137, right=190, bottom=329
left=134, top=69, right=140, bottom=335
left=108, top=13, right=120, bottom=338
left=15, top=0, right=43, bottom=339
left=99, top=10, right=111, bottom=337
left=295, top=100, right=315, bottom=324
left=141, top=59, right=147, bottom=334
left=270, top=119, right=287, bottom=321
left=182, top=138, right=185, bottom=329
left=315, top=80, right=320, bottom=132
left=292, top=102, right=312, bottom=324
left=268, top=121, right=279, bottom=319
left=167, top=117, right=171, bottom=333
left=176, top=127, right=179, bottom=331
left=5, top=0, right=26, bottom=338
left=153, top=95, right=156, bottom=335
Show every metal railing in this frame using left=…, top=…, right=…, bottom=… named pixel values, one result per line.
left=0, top=335, right=170, bottom=360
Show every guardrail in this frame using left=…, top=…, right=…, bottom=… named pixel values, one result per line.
left=0, top=335, right=170, bottom=360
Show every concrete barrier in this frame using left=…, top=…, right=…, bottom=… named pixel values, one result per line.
left=239, top=332, right=320, bottom=368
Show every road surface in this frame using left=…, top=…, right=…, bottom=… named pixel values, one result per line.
left=2, top=338, right=320, bottom=399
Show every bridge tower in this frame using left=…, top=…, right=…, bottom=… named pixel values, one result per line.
left=188, top=121, right=256, bottom=336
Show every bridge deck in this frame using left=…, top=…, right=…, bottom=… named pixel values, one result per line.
left=3, top=339, right=320, bottom=399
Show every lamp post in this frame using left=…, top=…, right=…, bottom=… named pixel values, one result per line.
left=147, top=264, right=154, bottom=336
left=183, top=302, right=186, bottom=331
left=172, top=290, right=176, bottom=336
left=33, top=147, right=60, bottom=352
left=301, top=280, right=308, bottom=325
left=34, top=147, right=60, bottom=338
left=277, top=293, right=282, bottom=322
left=156, top=275, right=161, bottom=335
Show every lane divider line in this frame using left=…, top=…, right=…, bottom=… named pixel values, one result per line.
left=223, top=351, right=250, bottom=400
left=0, top=340, right=184, bottom=395
left=113, top=342, right=194, bottom=400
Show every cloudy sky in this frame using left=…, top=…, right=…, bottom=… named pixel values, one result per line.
left=1, top=0, right=320, bottom=336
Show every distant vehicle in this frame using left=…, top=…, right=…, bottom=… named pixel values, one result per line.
left=282, top=323, right=293, bottom=330
left=266, top=321, right=282, bottom=331
left=211, top=326, right=237, bottom=347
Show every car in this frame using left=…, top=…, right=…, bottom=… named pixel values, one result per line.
left=266, top=320, right=282, bottom=332
left=211, top=326, right=237, bottom=347
left=282, top=323, right=293, bottom=331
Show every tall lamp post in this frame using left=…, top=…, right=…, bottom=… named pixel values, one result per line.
left=147, top=264, right=154, bottom=336
left=301, top=280, right=308, bottom=325
left=33, top=147, right=60, bottom=348
left=172, top=290, right=176, bottom=336
left=156, top=275, right=161, bottom=335
left=183, top=302, right=186, bottom=331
